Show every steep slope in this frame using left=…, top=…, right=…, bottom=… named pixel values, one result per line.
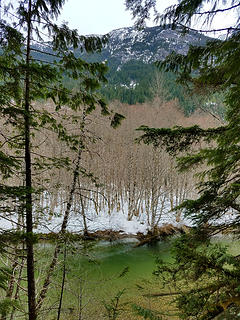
left=79, top=26, right=214, bottom=114
left=82, top=25, right=209, bottom=64
left=32, top=26, right=220, bottom=115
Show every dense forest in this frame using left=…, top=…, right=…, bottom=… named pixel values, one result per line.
left=30, top=98, right=220, bottom=234
left=65, top=57, right=225, bottom=117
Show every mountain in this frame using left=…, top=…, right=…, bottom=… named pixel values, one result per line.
left=33, top=26, right=219, bottom=115
left=79, top=26, right=212, bottom=114
left=85, top=25, right=209, bottom=64
left=32, top=25, right=210, bottom=65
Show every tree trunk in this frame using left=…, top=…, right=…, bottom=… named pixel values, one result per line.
left=79, top=188, right=89, bottom=236
left=24, top=1, right=37, bottom=319
left=78, top=278, right=83, bottom=320
left=57, top=244, right=67, bottom=320
left=2, top=208, right=25, bottom=320
left=10, top=251, right=25, bottom=320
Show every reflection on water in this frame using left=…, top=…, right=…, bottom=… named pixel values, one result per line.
left=74, top=239, right=173, bottom=283
left=36, top=238, right=174, bottom=320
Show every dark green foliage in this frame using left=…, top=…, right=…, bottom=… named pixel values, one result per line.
left=137, top=125, right=225, bottom=154
left=0, top=0, right=117, bottom=205
left=118, top=266, right=130, bottom=278
left=132, top=304, right=163, bottom=319
left=153, top=234, right=240, bottom=319
left=0, top=265, right=20, bottom=317
left=125, top=0, right=157, bottom=29
left=0, top=267, right=11, bottom=291
left=110, top=113, right=126, bottom=128
left=0, top=299, right=20, bottom=319
left=99, top=61, right=207, bottom=115
left=103, top=289, right=127, bottom=320
left=129, top=0, right=240, bottom=235
left=0, top=1, right=122, bottom=319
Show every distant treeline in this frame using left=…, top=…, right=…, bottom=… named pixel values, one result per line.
left=101, top=60, right=197, bottom=114
left=63, top=59, right=206, bottom=115
left=63, top=59, right=225, bottom=117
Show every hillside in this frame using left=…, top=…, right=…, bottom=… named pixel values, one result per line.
left=32, top=25, right=219, bottom=115
left=77, top=26, right=219, bottom=115
left=81, top=25, right=209, bottom=64
left=25, top=98, right=220, bottom=234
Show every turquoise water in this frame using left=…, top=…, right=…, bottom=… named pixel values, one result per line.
left=56, top=238, right=173, bottom=312
left=69, top=239, right=172, bottom=281
left=37, top=239, right=173, bottom=319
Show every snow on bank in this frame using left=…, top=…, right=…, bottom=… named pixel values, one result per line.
left=0, top=201, right=189, bottom=235
left=1, top=205, right=236, bottom=235
left=35, top=209, right=152, bottom=234
left=32, top=198, right=191, bottom=234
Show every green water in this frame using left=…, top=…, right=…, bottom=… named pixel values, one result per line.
left=33, top=237, right=240, bottom=319
left=37, top=239, right=173, bottom=319
left=78, top=239, right=171, bottom=279
left=61, top=239, right=173, bottom=297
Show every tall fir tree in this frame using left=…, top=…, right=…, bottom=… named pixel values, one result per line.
left=0, top=1, right=124, bottom=319
left=126, top=0, right=240, bottom=318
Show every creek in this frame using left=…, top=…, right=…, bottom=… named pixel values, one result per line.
left=74, top=238, right=172, bottom=281
left=37, top=238, right=173, bottom=319
left=36, top=236, right=240, bottom=319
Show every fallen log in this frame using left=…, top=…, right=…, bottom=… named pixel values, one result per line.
left=134, top=224, right=191, bottom=247
left=134, top=234, right=159, bottom=248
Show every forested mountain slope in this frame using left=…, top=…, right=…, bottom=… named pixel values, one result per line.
left=33, top=26, right=220, bottom=115
left=81, top=26, right=213, bottom=114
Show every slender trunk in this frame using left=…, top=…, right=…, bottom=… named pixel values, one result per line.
left=0, top=257, right=18, bottom=320
left=79, top=190, right=88, bottom=236
left=1, top=207, right=24, bottom=320
left=36, top=110, right=86, bottom=312
left=57, top=244, right=67, bottom=320
left=10, top=249, right=25, bottom=320
left=24, top=1, right=37, bottom=319
left=78, top=278, right=83, bottom=320
left=36, top=243, right=61, bottom=312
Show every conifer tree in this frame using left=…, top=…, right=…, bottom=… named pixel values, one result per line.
left=126, top=0, right=240, bottom=318
left=0, top=1, right=123, bottom=319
